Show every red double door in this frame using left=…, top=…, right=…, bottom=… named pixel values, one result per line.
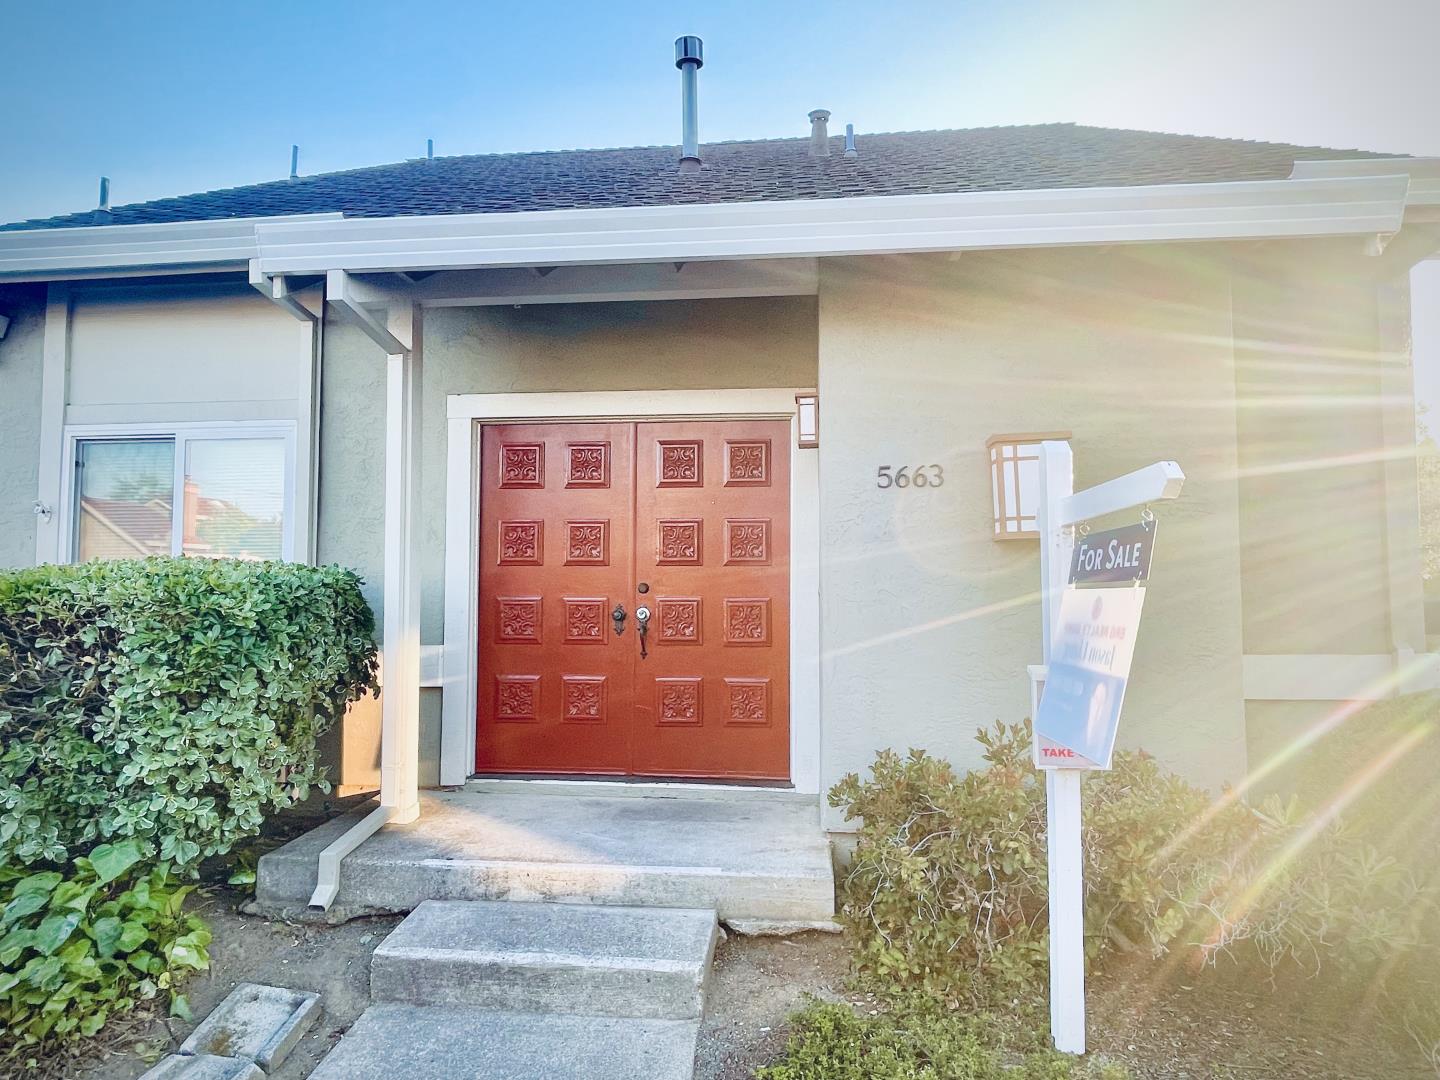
left=477, top=420, right=790, bottom=781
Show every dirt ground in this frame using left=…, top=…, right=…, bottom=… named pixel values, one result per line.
left=39, top=891, right=1435, bottom=1080
left=695, top=930, right=851, bottom=1080
left=63, top=890, right=402, bottom=1080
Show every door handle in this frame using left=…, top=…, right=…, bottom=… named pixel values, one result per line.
left=612, top=603, right=627, bottom=636
left=635, top=605, right=651, bottom=659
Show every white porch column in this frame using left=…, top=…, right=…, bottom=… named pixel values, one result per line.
left=381, top=302, right=422, bottom=823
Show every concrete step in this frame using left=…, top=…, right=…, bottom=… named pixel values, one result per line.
left=306, top=1003, right=698, bottom=1080
left=256, top=790, right=835, bottom=924
left=370, top=899, right=718, bottom=1019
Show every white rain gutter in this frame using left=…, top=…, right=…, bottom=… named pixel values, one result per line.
left=307, top=803, right=393, bottom=911
left=0, top=212, right=343, bottom=281
left=0, top=175, right=1418, bottom=283
left=247, top=174, right=1414, bottom=277
left=1289, top=158, right=1440, bottom=208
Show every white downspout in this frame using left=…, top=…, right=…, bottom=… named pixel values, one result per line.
left=308, top=297, right=424, bottom=912
left=307, top=804, right=393, bottom=910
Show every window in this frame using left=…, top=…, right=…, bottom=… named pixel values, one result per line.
left=67, top=424, right=294, bottom=562
left=986, top=432, right=1071, bottom=540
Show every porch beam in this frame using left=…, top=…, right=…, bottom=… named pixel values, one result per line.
left=339, top=258, right=820, bottom=309
left=327, top=269, right=410, bottom=354
left=248, top=259, right=316, bottom=323
left=381, top=302, right=423, bottom=824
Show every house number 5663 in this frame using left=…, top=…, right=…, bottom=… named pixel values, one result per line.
left=876, top=465, right=944, bottom=489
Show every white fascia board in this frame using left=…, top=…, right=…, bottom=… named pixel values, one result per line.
left=0, top=213, right=344, bottom=281
left=251, top=175, right=1411, bottom=276
left=1289, top=158, right=1440, bottom=207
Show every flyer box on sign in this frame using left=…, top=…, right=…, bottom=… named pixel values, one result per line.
left=1034, top=585, right=1146, bottom=770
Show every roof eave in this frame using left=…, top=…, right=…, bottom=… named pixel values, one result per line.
left=0, top=213, right=344, bottom=283
left=0, top=175, right=1418, bottom=282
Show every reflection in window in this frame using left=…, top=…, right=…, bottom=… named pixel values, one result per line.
left=71, top=431, right=290, bottom=563
left=75, top=439, right=176, bottom=561
left=182, top=439, right=285, bottom=560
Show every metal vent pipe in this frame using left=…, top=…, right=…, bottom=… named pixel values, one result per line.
left=675, top=35, right=704, bottom=172
left=808, top=110, right=830, bottom=156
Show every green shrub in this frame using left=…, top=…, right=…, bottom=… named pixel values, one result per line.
left=0, top=557, right=378, bottom=870
left=831, top=720, right=1438, bottom=1005
left=0, top=839, right=210, bottom=1052
left=755, top=995, right=1129, bottom=1080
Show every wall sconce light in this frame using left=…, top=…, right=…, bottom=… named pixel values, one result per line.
left=795, top=392, right=819, bottom=448
left=986, top=431, right=1070, bottom=539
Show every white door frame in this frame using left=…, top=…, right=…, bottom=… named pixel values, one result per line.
left=440, top=389, right=821, bottom=793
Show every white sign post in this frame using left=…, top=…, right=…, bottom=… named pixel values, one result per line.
left=1034, top=441, right=1184, bottom=1055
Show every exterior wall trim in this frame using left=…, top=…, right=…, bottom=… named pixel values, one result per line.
left=1242, top=652, right=1440, bottom=701
left=440, top=388, right=822, bottom=793
left=34, top=284, right=71, bottom=564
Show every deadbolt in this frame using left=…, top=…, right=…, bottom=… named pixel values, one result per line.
left=637, top=582, right=650, bottom=594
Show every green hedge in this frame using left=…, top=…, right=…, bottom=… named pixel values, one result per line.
left=0, top=558, right=378, bottom=870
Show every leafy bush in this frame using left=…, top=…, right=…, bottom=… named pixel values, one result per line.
left=0, top=558, right=378, bottom=870
left=755, top=995, right=1129, bottom=1080
left=0, top=839, right=210, bottom=1052
left=831, top=720, right=1438, bottom=1005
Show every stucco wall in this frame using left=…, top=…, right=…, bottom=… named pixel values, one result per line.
left=814, top=249, right=1251, bottom=824
left=1230, top=246, right=1420, bottom=782
left=1231, top=246, right=1402, bottom=655
left=0, top=288, right=46, bottom=568
left=316, top=296, right=820, bottom=785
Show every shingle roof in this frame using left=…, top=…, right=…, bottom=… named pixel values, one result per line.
left=0, top=123, right=1396, bottom=232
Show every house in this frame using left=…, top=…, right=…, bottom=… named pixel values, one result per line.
left=3, top=47, right=1439, bottom=867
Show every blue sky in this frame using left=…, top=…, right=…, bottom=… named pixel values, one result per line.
left=2, top=0, right=1437, bottom=394
left=3, top=0, right=1436, bottom=224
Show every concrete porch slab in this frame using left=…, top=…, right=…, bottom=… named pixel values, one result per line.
left=306, top=1003, right=698, bottom=1080
left=255, top=789, right=834, bottom=924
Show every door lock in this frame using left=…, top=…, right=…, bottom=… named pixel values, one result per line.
left=635, top=605, right=651, bottom=659
left=612, top=603, right=627, bottom=636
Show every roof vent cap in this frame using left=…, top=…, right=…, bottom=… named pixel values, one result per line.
left=808, top=109, right=831, bottom=157
left=675, top=35, right=703, bottom=68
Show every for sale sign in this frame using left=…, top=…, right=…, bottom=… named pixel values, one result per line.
left=1034, top=586, right=1145, bottom=770
left=1069, top=523, right=1156, bottom=586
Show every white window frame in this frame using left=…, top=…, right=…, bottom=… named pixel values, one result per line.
left=59, top=421, right=299, bottom=563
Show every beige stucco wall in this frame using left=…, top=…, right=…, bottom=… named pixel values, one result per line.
left=814, top=249, right=1252, bottom=825
left=0, top=288, right=46, bottom=568
left=1231, top=246, right=1421, bottom=787
left=1231, top=247, right=1411, bottom=655
left=316, top=296, right=820, bottom=785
